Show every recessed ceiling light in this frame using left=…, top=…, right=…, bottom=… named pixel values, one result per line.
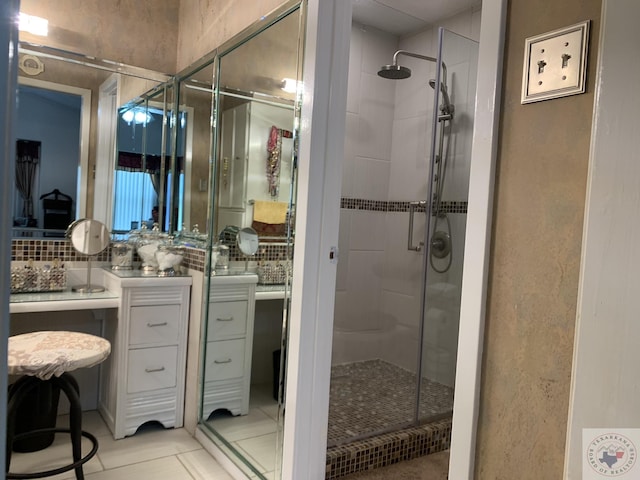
left=18, top=13, right=49, bottom=37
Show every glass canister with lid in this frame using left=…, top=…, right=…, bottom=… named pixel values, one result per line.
left=111, top=241, right=133, bottom=270
left=135, top=223, right=167, bottom=274
left=155, top=237, right=186, bottom=276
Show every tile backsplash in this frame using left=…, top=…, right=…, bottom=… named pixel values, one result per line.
left=10, top=238, right=290, bottom=273
left=11, top=239, right=205, bottom=271
left=11, top=239, right=109, bottom=262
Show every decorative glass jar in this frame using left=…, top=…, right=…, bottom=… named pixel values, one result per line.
left=111, top=241, right=133, bottom=270
left=155, top=238, right=185, bottom=276
left=135, top=223, right=167, bottom=274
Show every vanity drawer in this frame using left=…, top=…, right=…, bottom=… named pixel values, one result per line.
left=127, top=346, right=178, bottom=393
left=207, top=301, right=248, bottom=340
left=129, top=304, right=180, bottom=346
left=204, top=339, right=245, bottom=381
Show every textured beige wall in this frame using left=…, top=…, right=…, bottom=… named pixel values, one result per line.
left=474, top=1, right=601, bottom=478
left=19, top=0, right=179, bottom=73
left=176, top=0, right=288, bottom=71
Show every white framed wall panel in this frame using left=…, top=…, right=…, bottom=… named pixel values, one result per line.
left=565, top=0, right=640, bottom=477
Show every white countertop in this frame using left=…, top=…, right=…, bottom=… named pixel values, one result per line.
left=103, top=267, right=192, bottom=287
left=256, top=284, right=286, bottom=300
left=10, top=289, right=119, bottom=314
left=10, top=266, right=193, bottom=314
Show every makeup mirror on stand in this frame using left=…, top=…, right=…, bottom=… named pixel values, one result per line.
left=67, top=219, right=110, bottom=292
left=236, top=227, right=259, bottom=272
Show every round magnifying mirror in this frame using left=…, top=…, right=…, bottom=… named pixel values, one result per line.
left=69, top=219, right=110, bottom=256
left=237, top=227, right=259, bottom=256
left=68, top=219, right=110, bottom=293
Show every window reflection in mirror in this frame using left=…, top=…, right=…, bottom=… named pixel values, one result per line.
left=112, top=84, right=188, bottom=235
left=112, top=102, right=161, bottom=234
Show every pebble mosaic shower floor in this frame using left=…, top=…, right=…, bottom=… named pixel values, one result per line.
left=325, top=359, right=454, bottom=478
left=328, top=359, right=454, bottom=447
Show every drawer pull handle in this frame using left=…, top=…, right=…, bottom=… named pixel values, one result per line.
left=147, top=322, right=168, bottom=327
left=216, top=317, right=234, bottom=322
left=214, top=358, right=232, bottom=364
left=145, top=366, right=166, bottom=373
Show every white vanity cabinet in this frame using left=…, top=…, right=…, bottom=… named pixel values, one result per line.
left=202, top=274, right=257, bottom=419
left=99, top=271, right=192, bottom=439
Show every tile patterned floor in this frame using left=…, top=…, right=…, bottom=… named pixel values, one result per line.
left=13, top=361, right=454, bottom=480
left=205, top=383, right=281, bottom=479
left=7, top=411, right=234, bottom=480
left=328, top=359, right=454, bottom=447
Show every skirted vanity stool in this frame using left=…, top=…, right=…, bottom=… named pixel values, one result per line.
left=6, top=331, right=111, bottom=479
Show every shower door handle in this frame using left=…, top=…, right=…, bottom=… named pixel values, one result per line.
left=408, top=201, right=426, bottom=251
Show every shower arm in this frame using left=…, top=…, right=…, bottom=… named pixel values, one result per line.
left=392, top=50, right=436, bottom=64
left=392, top=50, right=448, bottom=86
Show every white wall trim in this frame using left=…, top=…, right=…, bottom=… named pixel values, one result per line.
left=94, top=74, right=118, bottom=228
left=1, top=0, right=19, bottom=473
left=280, top=0, right=351, bottom=478
left=564, top=1, right=640, bottom=477
left=448, top=0, right=507, bottom=478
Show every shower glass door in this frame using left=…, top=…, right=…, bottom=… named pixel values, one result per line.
left=328, top=25, right=478, bottom=448
left=418, top=29, right=479, bottom=423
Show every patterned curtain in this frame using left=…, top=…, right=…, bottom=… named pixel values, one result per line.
left=15, top=140, right=40, bottom=217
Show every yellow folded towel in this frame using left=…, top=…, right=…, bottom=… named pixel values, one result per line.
left=253, top=200, right=288, bottom=224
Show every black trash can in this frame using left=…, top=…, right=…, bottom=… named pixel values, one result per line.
left=12, top=380, right=61, bottom=452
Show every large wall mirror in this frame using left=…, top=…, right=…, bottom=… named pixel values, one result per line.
left=112, top=81, right=196, bottom=235
left=175, top=61, right=216, bottom=236
left=198, top=2, right=305, bottom=478
left=12, top=43, right=173, bottom=238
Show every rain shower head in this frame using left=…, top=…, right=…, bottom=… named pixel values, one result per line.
left=377, top=64, right=412, bottom=80
left=378, top=50, right=437, bottom=81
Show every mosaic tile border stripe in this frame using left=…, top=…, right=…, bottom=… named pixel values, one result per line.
left=10, top=239, right=290, bottom=273
left=340, top=198, right=468, bottom=214
left=325, top=418, right=452, bottom=479
left=228, top=242, right=293, bottom=263
left=11, top=239, right=206, bottom=271
left=11, top=239, right=110, bottom=263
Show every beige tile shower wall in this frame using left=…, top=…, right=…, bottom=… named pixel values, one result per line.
left=475, top=1, right=601, bottom=479
left=176, top=0, right=287, bottom=71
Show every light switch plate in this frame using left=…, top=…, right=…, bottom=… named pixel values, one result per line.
left=521, top=21, right=590, bottom=104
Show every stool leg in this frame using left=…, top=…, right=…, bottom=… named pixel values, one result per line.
left=56, top=374, right=84, bottom=480
left=6, top=377, right=39, bottom=473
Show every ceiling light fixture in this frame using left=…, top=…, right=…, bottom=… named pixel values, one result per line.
left=280, top=78, right=301, bottom=94
left=18, top=13, right=49, bottom=37
left=121, top=109, right=152, bottom=125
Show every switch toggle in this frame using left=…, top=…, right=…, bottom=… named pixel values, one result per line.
left=521, top=20, right=590, bottom=104
left=537, top=60, right=547, bottom=74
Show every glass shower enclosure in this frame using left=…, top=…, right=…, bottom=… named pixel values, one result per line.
left=329, top=28, right=479, bottom=447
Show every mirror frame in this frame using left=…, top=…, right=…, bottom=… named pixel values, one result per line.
left=194, top=1, right=305, bottom=479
